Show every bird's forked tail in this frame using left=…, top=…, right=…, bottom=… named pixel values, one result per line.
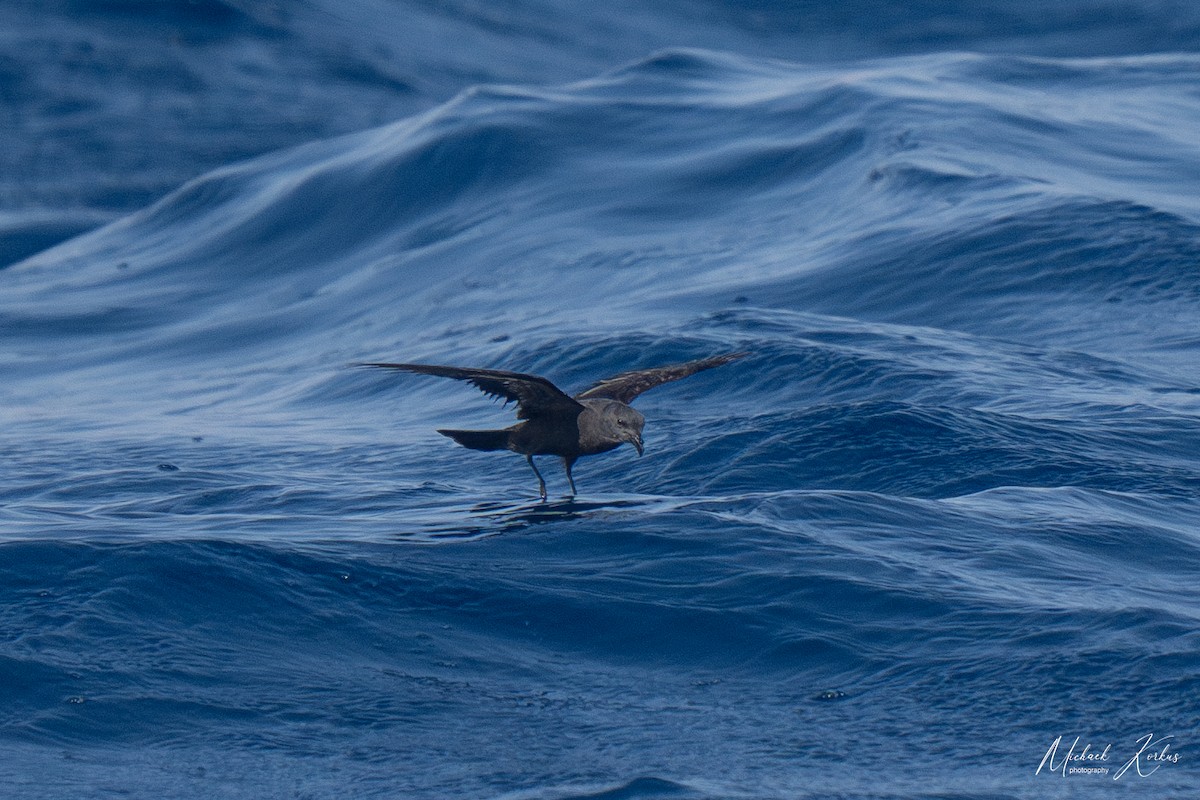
left=438, top=429, right=510, bottom=452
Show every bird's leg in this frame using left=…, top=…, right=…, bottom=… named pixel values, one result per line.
left=563, top=457, right=577, bottom=497
left=526, top=455, right=547, bottom=501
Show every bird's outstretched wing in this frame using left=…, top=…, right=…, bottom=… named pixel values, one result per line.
left=575, top=352, right=749, bottom=404
left=359, top=363, right=584, bottom=420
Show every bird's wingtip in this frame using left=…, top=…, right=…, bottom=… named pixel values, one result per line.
left=700, top=351, right=750, bottom=369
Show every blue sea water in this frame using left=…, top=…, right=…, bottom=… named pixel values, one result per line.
left=2, top=2, right=1200, bottom=798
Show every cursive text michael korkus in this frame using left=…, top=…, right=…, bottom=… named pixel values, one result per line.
left=1036, top=733, right=1180, bottom=780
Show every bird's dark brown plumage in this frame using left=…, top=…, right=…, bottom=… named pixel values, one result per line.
left=359, top=352, right=747, bottom=500
left=359, top=363, right=583, bottom=420
left=575, top=352, right=748, bottom=404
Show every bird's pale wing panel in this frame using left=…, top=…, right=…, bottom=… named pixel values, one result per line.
left=575, top=352, right=748, bottom=404
left=359, top=363, right=584, bottom=419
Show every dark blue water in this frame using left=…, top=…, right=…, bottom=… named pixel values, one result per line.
left=3, top=2, right=1199, bottom=798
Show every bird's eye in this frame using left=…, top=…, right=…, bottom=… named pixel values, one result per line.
left=617, top=417, right=625, bottom=426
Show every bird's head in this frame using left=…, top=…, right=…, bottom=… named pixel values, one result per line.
left=611, top=404, right=645, bottom=456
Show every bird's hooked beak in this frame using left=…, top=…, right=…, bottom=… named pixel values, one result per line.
left=631, top=432, right=644, bottom=456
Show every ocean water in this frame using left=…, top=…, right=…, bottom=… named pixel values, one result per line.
left=2, top=2, right=1199, bottom=798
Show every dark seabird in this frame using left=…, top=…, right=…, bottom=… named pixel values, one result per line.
left=360, top=352, right=747, bottom=500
